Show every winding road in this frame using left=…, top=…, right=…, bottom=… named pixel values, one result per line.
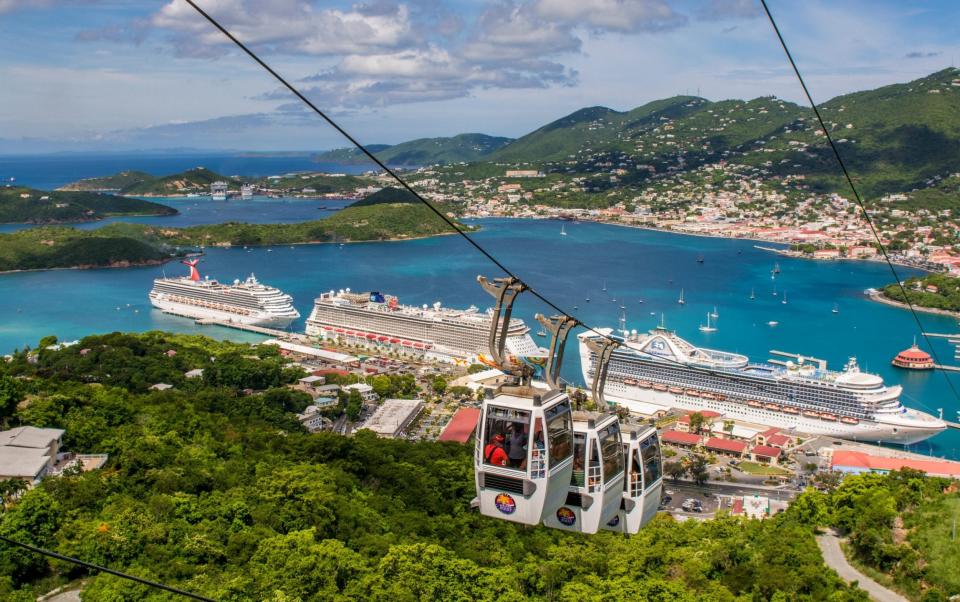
left=816, top=530, right=909, bottom=602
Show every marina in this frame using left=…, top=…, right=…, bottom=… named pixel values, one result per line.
left=2, top=218, right=960, bottom=457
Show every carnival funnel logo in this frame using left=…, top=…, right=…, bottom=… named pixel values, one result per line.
left=556, top=506, right=576, bottom=526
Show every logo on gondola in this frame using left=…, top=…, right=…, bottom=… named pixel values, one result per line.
left=606, top=515, right=620, bottom=527
left=494, top=493, right=516, bottom=515
left=556, top=506, right=576, bottom=526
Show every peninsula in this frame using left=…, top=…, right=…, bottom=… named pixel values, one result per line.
left=0, top=186, right=176, bottom=224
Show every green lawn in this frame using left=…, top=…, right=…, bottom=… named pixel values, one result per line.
left=736, top=461, right=793, bottom=476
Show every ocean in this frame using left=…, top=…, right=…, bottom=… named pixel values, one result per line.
left=0, top=153, right=958, bottom=458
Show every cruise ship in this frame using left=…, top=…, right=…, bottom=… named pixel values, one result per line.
left=579, top=326, right=946, bottom=445
left=305, top=288, right=542, bottom=363
left=149, top=260, right=299, bottom=327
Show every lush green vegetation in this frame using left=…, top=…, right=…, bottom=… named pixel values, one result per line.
left=815, top=469, right=960, bottom=601
left=0, top=226, right=175, bottom=273
left=317, top=134, right=513, bottom=166
left=0, top=203, right=469, bottom=271
left=61, top=167, right=240, bottom=196
left=351, top=186, right=420, bottom=207
left=0, top=332, right=873, bottom=601
left=0, top=187, right=175, bottom=224
left=882, top=274, right=960, bottom=312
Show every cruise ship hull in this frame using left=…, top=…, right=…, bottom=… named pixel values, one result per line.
left=579, top=341, right=945, bottom=446
left=150, top=296, right=297, bottom=328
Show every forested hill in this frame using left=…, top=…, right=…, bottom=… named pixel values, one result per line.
left=315, top=133, right=514, bottom=166
left=0, top=331, right=893, bottom=600
left=0, top=202, right=465, bottom=272
left=59, top=167, right=240, bottom=196
left=485, top=68, right=960, bottom=198
left=0, top=186, right=176, bottom=224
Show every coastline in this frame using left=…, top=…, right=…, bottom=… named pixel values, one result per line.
left=866, top=288, right=960, bottom=318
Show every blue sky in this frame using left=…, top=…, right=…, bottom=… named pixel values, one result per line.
left=0, top=0, right=957, bottom=152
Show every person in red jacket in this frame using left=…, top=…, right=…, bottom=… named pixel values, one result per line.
left=484, top=433, right=509, bottom=466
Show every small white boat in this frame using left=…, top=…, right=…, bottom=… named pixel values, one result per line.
left=782, top=292, right=788, bottom=305
left=750, top=288, right=756, bottom=300
left=832, top=303, right=839, bottom=314
left=678, top=289, right=685, bottom=305
left=710, top=306, right=719, bottom=319
left=767, top=320, right=779, bottom=327
left=699, top=312, right=717, bottom=333
left=560, top=224, right=567, bottom=236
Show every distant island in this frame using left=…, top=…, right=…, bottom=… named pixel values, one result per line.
left=0, top=186, right=176, bottom=224
left=60, top=167, right=377, bottom=198
left=0, top=190, right=468, bottom=272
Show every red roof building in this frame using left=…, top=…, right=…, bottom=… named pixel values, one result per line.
left=891, top=344, right=934, bottom=370
left=831, top=450, right=960, bottom=478
left=765, top=434, right=793, bottom=448
left=675, top=410, right=723, bottom=432
left=661, top=430, right=702, bottom=447
left=704, top=437, right=747, bottom=456
left=437, top=408, right=482, bottom=444
left=751, top=445, right=784, bottom=466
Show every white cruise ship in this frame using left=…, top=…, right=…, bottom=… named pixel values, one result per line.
left=305, top=288, right=542, bottom=363
left=149, top=260, right=299, bottom=327
left=579, top=326, right=946, bottom=445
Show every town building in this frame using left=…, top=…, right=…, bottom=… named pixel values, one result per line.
left=361, top=399, right=424, bottom=438
left=0, top=426, right=64, bottom=483
left=830, top=450, right=960, bottom=478
left=704, top=437, right=747, bottom=458
left=342, top=383, right=378, bottom=403
left=660, top=430, right=701, bottom=449
left=750, top=445, right=783, bottom=466
left=437, top=407, right=482, bottom=444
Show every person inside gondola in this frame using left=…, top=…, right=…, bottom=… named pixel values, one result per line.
left=507, top=425, right=528, bottom=469
left=484, top=433, right=509, bottom=467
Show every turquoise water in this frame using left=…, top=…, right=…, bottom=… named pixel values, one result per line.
left=1, top=217, right=958, bottom=458
left=0, top=195, right=354, bottom=233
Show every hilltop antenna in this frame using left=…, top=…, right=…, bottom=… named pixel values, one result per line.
left=535, top=313, right=577, bottom=392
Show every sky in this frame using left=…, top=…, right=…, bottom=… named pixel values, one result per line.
left=0, top=0, right=957, bottom=153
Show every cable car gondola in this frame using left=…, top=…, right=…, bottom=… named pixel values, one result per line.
left=601, top=426, right=663, bottom=534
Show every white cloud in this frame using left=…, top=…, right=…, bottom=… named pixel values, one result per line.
left=533, top=0, right=686, bottom=32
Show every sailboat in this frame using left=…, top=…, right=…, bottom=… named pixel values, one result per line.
left=710, top=306, right=719, bottom=319
left=536, top=327, right=547, bottom=337
left=678, top=289, right=685, bottom=305
left=750, top=288, right=756, bottom=300
left=772, top=284, right=778, bottom=297
left=781, top=292, right=788, bottom=305
left=602, top=280, right=607, bottom=292
left=560, top=224, right=567, bottom=236
left=832, top=303, right=839, bottom=314
left=773, top=262, right=781, bottom=274
left=699, top=312, right=717, bottom=333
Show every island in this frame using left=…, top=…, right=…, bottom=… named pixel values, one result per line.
left=0, top=194, right=470, bottom=272
left=0, top=186, right=177, bottom=224
left=61, top=167, right=378, bottom=198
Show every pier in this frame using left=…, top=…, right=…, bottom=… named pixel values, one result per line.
left=192, top=317, right=308, bottom=342
left=921, top=332, right=960, bottom=339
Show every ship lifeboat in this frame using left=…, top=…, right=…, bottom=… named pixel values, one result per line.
left=781, top=406, right=799, bottom=415
left=764, top=403, right=781, bottom=411
left=668, top=386, right=683, bottom=394
left=366, top=333, right=377, bottom=340
left=345, top=330, right=356, bottom=336
left=715, top=394, right=727, bottom=401
left=389, top=338, right=401, bottom=344
left=702, top=392, right=717, bottom=400
left=401, top=340, right=413, bottom=347
left=323, top=326, right=333, bottom=331
left=334, top=328, right=345, bottom=333
left=684, top=389, right=700, bottom=397
left=819, top=413, right=838, bottom=422
left=377, top=335, right=389, bottom=342
left=840, top=416, right=859, bottom=425
left=413, top=342, right=425, bottom=349
left=624, top=378, right=638, bottom=386
left=652, top=383, right=668, bottom=392
left=802, top=410, right=820, bottom=418
left=637, top=381, right=652, bottom=389
left=746, top=400, right=762, bottom=408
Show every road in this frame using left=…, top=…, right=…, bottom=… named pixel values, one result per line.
left=816, top=530, right=908, bottom=602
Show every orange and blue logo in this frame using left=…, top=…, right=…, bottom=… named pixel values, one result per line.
left=494, top=493, right=516, bottom=515
left=556, top=506, right=576, bottom=526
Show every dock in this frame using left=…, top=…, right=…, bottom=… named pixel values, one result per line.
left=192, top=317, right=308, bottom=342
left=922, top=332, right=960, bottom=339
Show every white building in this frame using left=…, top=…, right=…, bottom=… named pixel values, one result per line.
left=343, top=383, right=378, bottom=403
left=0, top=426, right=64, bottom=483
left=361, top=399, right=424, bottom=438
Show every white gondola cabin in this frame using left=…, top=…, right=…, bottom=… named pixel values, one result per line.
left=602, top=425, right=664, bottom=534
left=475, top=385, right=574, bottom=525
left=542, top=411, right=625, bottom=534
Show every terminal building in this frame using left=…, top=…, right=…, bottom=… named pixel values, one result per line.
left=361, top=399, right=424, bottom=438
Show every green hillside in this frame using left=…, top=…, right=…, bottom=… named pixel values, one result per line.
left=0, top=187, right=176, bottom=224
left=0, top=226, right=174, bottom=272
left=483, top=68, right=960, bottom=198
left=61, top=167, right=241, bottom=196
left=350, top=186, right=420, bottom=206
left=316, top=133, right=513, bottom=166
left=0, top=331, right=874, bottom=601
